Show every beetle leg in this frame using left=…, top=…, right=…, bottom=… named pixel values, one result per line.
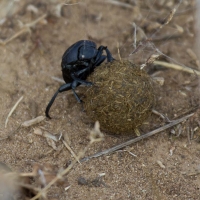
left=105, top=48, right=115, bottom=62
left=95, top=46, right=107, bottom=65
left=71, top=81, right=82, bottom=103
left=72, top=89, right=82, bottom=103
left=95, top=46, right=114, bottom=66
left=45, top=83, right=71, bottom=118
left=73, top=67, right=92, bottom=76
left=95, top=55, right=106, bottom=67
left=61, top=61, right=89, bottom=71
left=71, top=73, right=93, bottom=86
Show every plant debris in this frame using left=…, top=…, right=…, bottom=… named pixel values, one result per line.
left=5, top=96, right=23, bottom=128
left=22, top=116, right=45, bottom=127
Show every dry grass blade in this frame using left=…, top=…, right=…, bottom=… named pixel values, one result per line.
left=0, top=125, right=21, bottom=140
left=30, top=122, right=104, bottom=200
left=34, top=128, right=59, bottom=141
left=21, top=116, right=45, bottom=127
left=186, top=48, right=200, bottom=67
left=63, top=2, right=82, bottom=6
left=81, top=113, right=194, bottom=162
left=103, top=0, right=134, bottom=9
left=152, top=109, right=171, bottom=122
left=62, top=140, right=81, bottom=164
left=117, top=42, right=122, bottom=62
left=51, top=76, right=65, bottom=83
left=151, top=0, right=182, bottom=38
left=0, top=14, right=47, bottom=45
left=30, top=148, right=85, bottom=200
left=5, top=96, right=23, bottom=128
left=154, top=61, right=200, bottom=76
left=140, top=54, right=160, bottom=69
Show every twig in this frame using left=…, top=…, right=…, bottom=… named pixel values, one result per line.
left=187, top=171, right=200, bottom=176
left=186, top=48, right=200, bottom=67
left=17, top=182, right=40, bottom=192
left=62, top=140, right=81, bottom=164
left=81, top=113, right=194, bottom=162
left=132, top=22, right=137, bottom=50
left=51, top=76, right=65, bottom=83
left=187, top=126, right=191, bottom=144
left=30, top=122, right=103, bottom=200
left=153, top=61, right=200, bottom=76
left=30, top=143, right=93, bottom=200
left=151, top=8, right=176, bottom=38
left=0, top=14, right=47, bottom=45
left=34, top=128, right=59, bottom=141
left=21, top=116, right=45, bottom=127
left=118, top=150, right=137, bottom=157
left=151, top=0, right=182, bottom=38
left=130, top=0, right=182, bottom=56
left=117, top=42, right=122, bottom=62
left=63, top=3, right=82, bottom=6
left=5, top=96, right=23, bottom=128
left=103, top=0, right=134, bottom=9
left=140, top=54, right=160, bottom=69
left=152, top=109, right=171, bottom=123
left=0, top=124, right=21, bottom=140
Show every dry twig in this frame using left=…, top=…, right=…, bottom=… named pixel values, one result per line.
left=103, top=0, right=135, bottom=9
left=5, top=96, right=23, bottom=128
left=30, top=121, right=103, bottom=200
left=152, top=109, right=171, bottom=123
left=81, top=113, right=194, bottom=162
left=21, top=116, right=45, bottom=127
left=117, top=42, right=122, bottom=62
left=130, top=1, right=180, bottom=56
left=0, top=14, right=47, bottom=45
left=151, top=7, right=177, bottom=38
left=33, top=128, right=59, bottom=141
left=154, top=61, right=200, bottom=76
left=62, top=140, right=81, bottom=164
left=51, top=76, right=65, bottom=83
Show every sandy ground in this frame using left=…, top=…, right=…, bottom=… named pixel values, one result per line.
left=0, top=0, right=200, bottom=199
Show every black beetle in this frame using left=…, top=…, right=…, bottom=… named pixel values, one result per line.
left=45, top=40, right=114, bottom=118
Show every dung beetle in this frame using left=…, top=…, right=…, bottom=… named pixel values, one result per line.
left=45, top=40, right=114, bottom=118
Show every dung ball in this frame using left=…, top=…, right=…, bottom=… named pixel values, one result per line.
left=84, top=60, right=155, bottom=135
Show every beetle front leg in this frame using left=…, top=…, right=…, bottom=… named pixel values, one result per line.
left=45, top=83, right=71, bottom=119
left=95, top=46, right=114, bottom=65
left=105, top=48, right=115, bottom=62
left=95, top=46, right=107, bottom=66
left=95, top=55, right=106, bottom=67
left=71, top=72, right=93, bottom=86
left=71, top=81, right=83, bottom=103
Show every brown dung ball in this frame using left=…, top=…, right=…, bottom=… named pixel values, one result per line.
left=84, top=60, right=155, bottom=134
